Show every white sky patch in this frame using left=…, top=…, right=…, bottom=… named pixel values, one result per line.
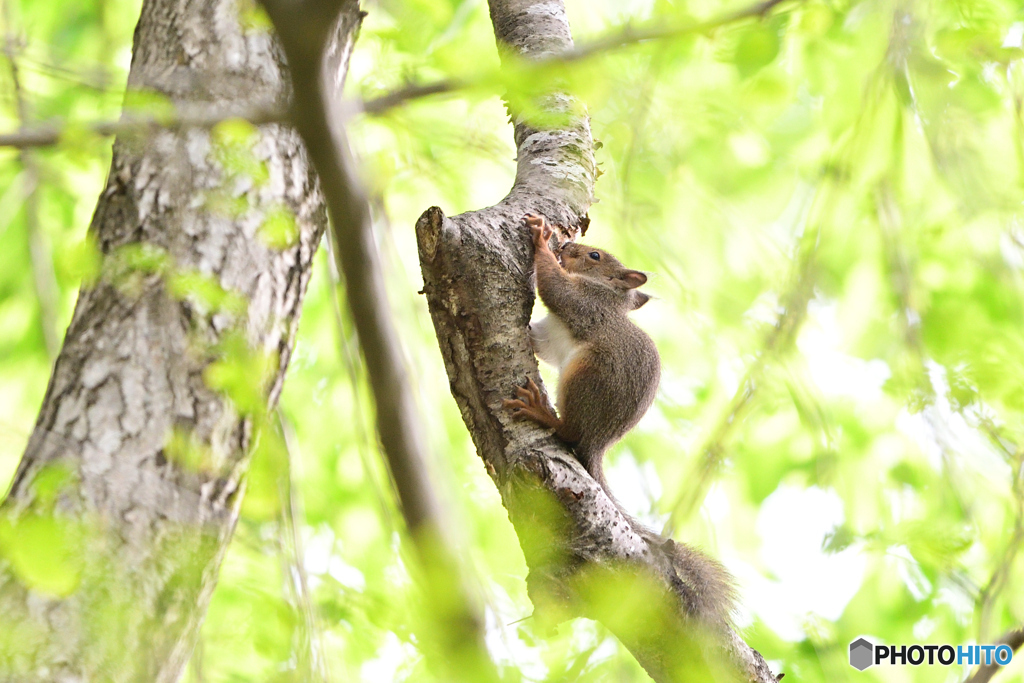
left=702, top=483, right=731, bottom=526
left=1001, top=228, right=1024, bottom=270
left=913, top=615, right=937, bottom=641
left=1003, top=22, right=1024, bottom=48
left=798, top=299, right=891, bottom=401
left=605, top=454, right=664, bottom=527
left=484, top=602, right=611, bottom=680
left=329, top=555, right=366, bottom=591
left=728, top=131, right=771, bottom=167
left=656, top=372, right=701, bottom=410
left=893, top=411, right=943, bottom=469
left=302, top=525, right=366, bottom=591
left=304, top=526, right=334, bottom=576
left=744, top=291, right=784, bottom=327
left=483, top=605, right=547, bottom=680
left=890, top=545, right=932, bottom=601
left=895, top=363, right=1009, bottom=483
left=748, top=485, right=865, bottom=641
left=716, top=355, right=745, bottom=401
left=360, top=631, right=417, bottom=682
left=934, top=582, right=976, bottom=626
left=589, top=634, right=620, bottom=664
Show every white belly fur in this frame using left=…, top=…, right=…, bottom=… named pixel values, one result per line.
left=530, top=315, right=580, bottom=372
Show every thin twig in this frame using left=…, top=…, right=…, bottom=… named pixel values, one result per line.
left=361, top=0, right=792, bottom=113
left=876, top=185, right=979, bottom=521
left=0, top=0, right=795, bottom=149
left=0, top=37, right=123, bottom=91
left=323, top=232, right=397, bottom=537
left=361, top=78, right=464, bottom=115
left=879, top=181, right=1024, bottom=644
left=277, top=410, right=331, bottom=683
left=557, top=0, right=790, bottom=63
left=256, top=1, right=498, bottom=678
left=964, top=628, right=1024, bottom=683
left=974, top=419, right=1024, bottom=645
left=663, top=205, right=816, bottom=534
left=0, top=103, right=286, bottom=149
left=3, top=6, right=60, bottom=361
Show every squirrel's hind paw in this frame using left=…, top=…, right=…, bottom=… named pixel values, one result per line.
left=503, top=378, right=562, bottom=431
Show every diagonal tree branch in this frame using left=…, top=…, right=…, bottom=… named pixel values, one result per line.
left=414, top=0, right=779, bottom=680
left=974, top=427, right=1024, bottom=647
left=964, top=628, right=1024, bottom=683
left=255, top=1, right=499, bottom=679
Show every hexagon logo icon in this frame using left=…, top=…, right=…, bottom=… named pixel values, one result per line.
left=849, top=638, right=874, bottom=671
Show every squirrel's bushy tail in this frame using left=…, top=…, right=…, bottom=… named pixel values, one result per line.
left=585, top=449, right=736, bottom=629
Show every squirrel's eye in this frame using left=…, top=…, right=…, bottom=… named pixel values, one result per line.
left=588, top=251, right=601, bottom=261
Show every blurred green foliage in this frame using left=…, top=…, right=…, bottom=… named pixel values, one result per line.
left=1, top=0, right=1024, bottom=681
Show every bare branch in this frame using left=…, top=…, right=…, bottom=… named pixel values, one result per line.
left=277, top=411, right=331, bottom=683
left=975, top=429, right=1024, bottom=644
left=664, top=216, right=815, bottom=534
left=361, top=0, right=792, bottom=113
left=964, top=628, right=1024, bottom=683
left=3, top=14, right=60, bottom=361
left=0, top=0, right=794, bottom=149
left=362, top=78, right=464, bottom=115
left=0, top=102, right=285, bottom=149
left=256, top=0, right=499, bottom=679
left=0, top=37, right=124, bottom=91
left=558, top=0, right=789, bottom=63
left=324, top=232, right=398, bottom=536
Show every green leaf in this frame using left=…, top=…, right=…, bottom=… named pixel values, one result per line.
left=121, top=89, right=176, bottom=125
left=212, top=119, right=269, bottom=185
left=167, top=270, right=247, bottom=316
left=257, top=206, right=300, bottom=250
left=0, top=514, right=82, bottom=597
left=733, top=24, right=781, bottom=78
left=203, top=332, right=277, bottom=416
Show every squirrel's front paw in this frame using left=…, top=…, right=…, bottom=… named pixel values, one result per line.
left=524, top=214, right=553, bottom=251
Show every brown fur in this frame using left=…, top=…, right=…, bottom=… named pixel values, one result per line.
left=505, top=213, right=736, bottom=629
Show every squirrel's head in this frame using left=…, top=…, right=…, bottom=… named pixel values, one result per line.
left=558, top=242, right=651, bottom=310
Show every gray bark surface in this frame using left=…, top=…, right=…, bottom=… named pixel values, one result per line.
left=416, top=1, right=778, bottom=681
left=0, top=1, right=359, bottom=681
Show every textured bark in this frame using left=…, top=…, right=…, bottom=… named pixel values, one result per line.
left=0, top=1, right=359, bottom=681
left=416, top=1, right=778, bottom=681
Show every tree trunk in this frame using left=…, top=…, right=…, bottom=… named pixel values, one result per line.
left=416, top=1, right=777, bottom=681
left=0, top=1, right=361, bottom=681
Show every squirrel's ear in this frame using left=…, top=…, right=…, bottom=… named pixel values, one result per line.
left=629, top=291, right=652, bottom=310
left=620, top=270, right=647, bottom=289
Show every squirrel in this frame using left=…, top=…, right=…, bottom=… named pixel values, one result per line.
left=504, top=213, right=735, bottom=628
